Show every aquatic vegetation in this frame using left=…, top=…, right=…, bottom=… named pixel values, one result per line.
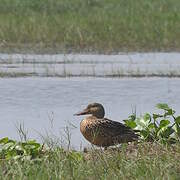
left=124, top=103, right=180, bottom=144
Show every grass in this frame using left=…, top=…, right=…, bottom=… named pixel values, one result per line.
left=0, top=142, right=180, bottom=179
left=0, top=0, right=180, bottom=53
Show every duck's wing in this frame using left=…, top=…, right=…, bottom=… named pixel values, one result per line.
left=95, top=118, right=138, bottom=140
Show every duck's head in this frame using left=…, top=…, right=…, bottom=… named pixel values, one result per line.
left=74, top=103, right=105, bottom=118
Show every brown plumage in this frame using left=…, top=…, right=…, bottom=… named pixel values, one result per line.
left=74, top=103, right=139, bottom=147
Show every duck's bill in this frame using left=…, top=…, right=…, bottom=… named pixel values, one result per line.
left=74, top=109, right=89, bottom=116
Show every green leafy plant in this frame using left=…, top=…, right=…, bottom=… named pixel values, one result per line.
left=124, top=103, right=180, bottom=144
left=0, top=137, right=44, bottom=160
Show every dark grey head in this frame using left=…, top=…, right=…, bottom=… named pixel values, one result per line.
left=74, top=103, right=105, bottom=118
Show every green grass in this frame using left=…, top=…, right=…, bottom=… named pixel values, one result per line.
left=0, top=143, right=180, bottom=179
left=0, top=0, right=180, bottom=53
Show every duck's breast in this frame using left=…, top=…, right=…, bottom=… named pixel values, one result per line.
left=80, top=118, right=92, bottom=141
left=80, top=117, right=109, bottom=146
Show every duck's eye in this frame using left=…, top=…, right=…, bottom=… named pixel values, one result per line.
left=91, top=107, right=98, bottom=112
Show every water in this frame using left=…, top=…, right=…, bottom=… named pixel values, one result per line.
left=1, top=53, right=180, bottom=77
left=0, top=77, right=179, bottom=149
left=0, top=52, right=180, bottom=149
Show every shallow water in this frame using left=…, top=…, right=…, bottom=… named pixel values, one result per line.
left=0, top=77, right=179, bottom=149
left=0, top=53, right=180, bottom=77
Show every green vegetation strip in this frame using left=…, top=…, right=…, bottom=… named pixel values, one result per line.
left=0, top=0, right=180, bottom=53
left=0, top=103, right=180, bottom=179
left=0, top=141, right=179, bottom=179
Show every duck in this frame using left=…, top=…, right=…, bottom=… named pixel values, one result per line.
left=74, top=103, right=139, bottom=148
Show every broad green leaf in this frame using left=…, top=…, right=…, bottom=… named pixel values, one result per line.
left=124, top=120, right=137, bottom=128
left=0, top=137, right=9, bottom=144
left=159, top=120, right=170, bottom=129
left=161, top=127, right=174, bottom=138
left=22, top=142, right=40, bottom=149
left=156, top=103, right=170, bottom=110
left=153, top=113, right=163, bottom=120
left=135, top=117, right=150, bottom=130
left=143, top=113, right=151, bottom=122
left=24, top=144, right=37, bottom=150
left=15, top=145, right=24, bottom=151
left=9, top=144, right=17, bottom=151
left=175, top=116, right=180, bottom=124
left=3, top=142, right=14, bottom=150
left=164, top=109, right=175, bottom=116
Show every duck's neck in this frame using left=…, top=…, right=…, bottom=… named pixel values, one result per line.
left=92, top=111, right=105, bottom=119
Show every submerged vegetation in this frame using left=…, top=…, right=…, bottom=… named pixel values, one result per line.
left=0, top=104, right=180, bottom=179
left=0, top=0, right=180, bottom=53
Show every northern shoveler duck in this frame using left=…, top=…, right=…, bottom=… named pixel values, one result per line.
left=74, top=103, right=139, bottom=148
